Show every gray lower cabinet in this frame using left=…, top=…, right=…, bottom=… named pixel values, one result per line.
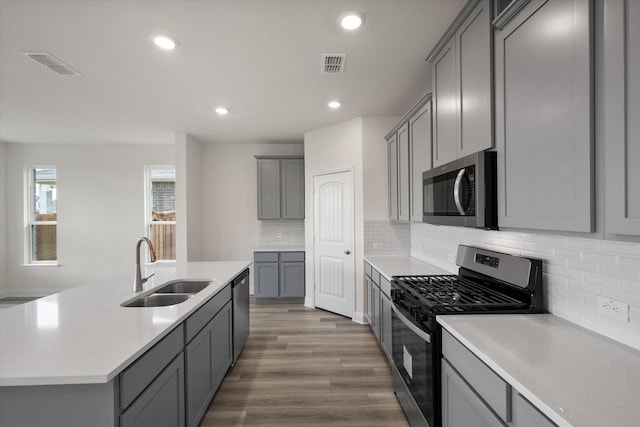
left=184, top=299, right=232, bottom=427
left=441, top=360, right=504, bottom=427
left=121, top=353, right=185, bottom=427
left=254, top=251, right=305, bottom=299
left=255, top=259, right=279, bottom=297
left=494, top=0, right=593, bottom=232
left=602, top=0, right=640, bottom=236
left=372, top=283, right=381, bottom=340
left=365, top=262, right=392, bottom=362
left=366, top=274, right=373, bottom=324
left=256, top=156, right=304, bottom=220
left=442, top=329, right=556, bottom=427
left=380, top=286, right=392, bottom=360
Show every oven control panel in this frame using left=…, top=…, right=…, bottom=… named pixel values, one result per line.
left=475, top=253, right=500, bottom=268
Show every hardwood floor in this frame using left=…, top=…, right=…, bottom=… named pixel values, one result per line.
left=201, top=301, right=410, bottom=426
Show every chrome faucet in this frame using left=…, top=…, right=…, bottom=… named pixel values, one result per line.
left=134, top=237, right=157, bottom=292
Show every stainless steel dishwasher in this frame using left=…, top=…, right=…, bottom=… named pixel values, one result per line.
left=232, top=269, right=250, bottom=364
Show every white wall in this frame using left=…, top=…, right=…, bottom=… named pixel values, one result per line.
left=200, top=142, right=303, bottom=293
left=175, top=134, right=204, bottom=262
left=0, top=143, right=6, bottom=295
left=200, top=142, right=304, bottom=261
left=304, top=116, right=398, bottom=322
left=2, top=143, right=174, bottom=296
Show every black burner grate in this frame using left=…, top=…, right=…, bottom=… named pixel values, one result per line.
left=394, top=275, right=528, bottom=313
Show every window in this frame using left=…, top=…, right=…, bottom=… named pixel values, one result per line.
left=146, top=166, right=176, bottom=261
left=28, top=167, right=57, bottom=263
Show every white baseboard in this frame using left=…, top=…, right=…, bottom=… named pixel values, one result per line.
left=352, top=311, right=367, bottom=324
left=304, top=296, right=314, bottom=308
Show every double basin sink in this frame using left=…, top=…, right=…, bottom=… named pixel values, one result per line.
left=122, top=280, right=212, bottom=307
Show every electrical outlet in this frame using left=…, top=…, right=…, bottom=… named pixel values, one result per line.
left=373, top=242, right=383, bottom=249
left=597, top=296, right=629, bottom=322
left=448, top=254, right=456, bottom=263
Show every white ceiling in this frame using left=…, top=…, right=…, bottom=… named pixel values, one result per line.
left=0, top=0, right=465, bottom=145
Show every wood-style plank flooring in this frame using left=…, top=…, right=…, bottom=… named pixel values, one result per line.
left=200, top=301, right=410, bottom=426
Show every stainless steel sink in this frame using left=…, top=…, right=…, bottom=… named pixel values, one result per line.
left=122, top=293, right=193, bottom=307
left=121, top=279, right=212, bottom=307
left=153, top=280, right=211, bottom=294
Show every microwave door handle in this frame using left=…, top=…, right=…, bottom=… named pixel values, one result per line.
left=453, top=168, right=466, bottom=215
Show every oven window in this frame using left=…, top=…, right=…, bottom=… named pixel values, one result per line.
left=392, top=309, right=435, bottom=427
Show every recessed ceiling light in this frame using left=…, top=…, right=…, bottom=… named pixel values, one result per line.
left=215, top=107, right=229, bottom=115
left=153, top=35, right=176, bottom=50
left=328, top=101, right=341, bottom=109
left=339, top=11, right=365, bottom=31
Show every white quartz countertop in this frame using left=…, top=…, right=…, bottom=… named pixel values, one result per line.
left=438, top=314, right=640, bottom=427
left=0, top=261, right=250, bottom=387
left=253, top=246, right=305, bottom=252
left=364, top=255, right=452, bottom=280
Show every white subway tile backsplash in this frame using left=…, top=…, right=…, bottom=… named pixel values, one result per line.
left=258, top=220, right=305, bottom=247
left=554, top=247, right=583, bottom=259
left=364, top=220, right=411, bottom=256
left=583, top=251, right=618, bottom=266
left=410, top=222, right=640, bottom=351
left=600, top=241, right=640, bottom=256
left=584, top=273, right=619, bottom=290
left=600, top=265, right=639, bottom=282
left=621, top=281, right=640, bottom=296
left=620, top=256, right=640, bottom=270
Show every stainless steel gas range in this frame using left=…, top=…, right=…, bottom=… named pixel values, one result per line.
left=390, top=245, right=543, bottom=427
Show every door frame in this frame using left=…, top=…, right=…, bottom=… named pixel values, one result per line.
left=309, top=167, right=356, bottom=319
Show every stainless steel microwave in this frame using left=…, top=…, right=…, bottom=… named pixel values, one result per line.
left=422, top=151, right=497, bottom=229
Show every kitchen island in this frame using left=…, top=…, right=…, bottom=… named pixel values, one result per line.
left=0, top=261, right=250, bottom=427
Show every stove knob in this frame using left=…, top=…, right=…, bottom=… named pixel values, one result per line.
left=391, top=289, right=403, bottom=302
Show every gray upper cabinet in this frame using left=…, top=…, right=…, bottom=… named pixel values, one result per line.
left=388, top=134, right=399, bottom=221
left=281, top=158, right=305, bottom=219
left=256, top=156, right=304, bottom=220
left=409, top=99, right=432, bottom=222
left=494, top=0, right=593, bottom=232
left=603, top=0, right=640, bottom=236
left=257, top=158, right=281, bottom=219
left=398, top=124, right=410, bottom=221
left=431, top=0, right=492, bottom=168
left=387, top=94, right=432, bottom=222
left=432, top=37, right=458, bottom=167
left=457, top=0, right=492, bottom=157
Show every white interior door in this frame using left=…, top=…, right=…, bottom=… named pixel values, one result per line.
left=313, top=170, right=354, bottom=318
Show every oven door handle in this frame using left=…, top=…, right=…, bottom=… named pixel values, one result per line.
left=392, top=303, right=432, bottom=343
left=453, top=168, right=466, bottom=215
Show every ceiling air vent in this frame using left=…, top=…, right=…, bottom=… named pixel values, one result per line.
left=23, top=52, right=81, bottom=76
left=321, top=54, right=346, bottom=74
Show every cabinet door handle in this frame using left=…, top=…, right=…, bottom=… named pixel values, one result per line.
left=345, top=250, right=351, bottom=255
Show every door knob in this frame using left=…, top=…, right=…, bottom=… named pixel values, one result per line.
left=345, top=250, right=351, bottom=255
